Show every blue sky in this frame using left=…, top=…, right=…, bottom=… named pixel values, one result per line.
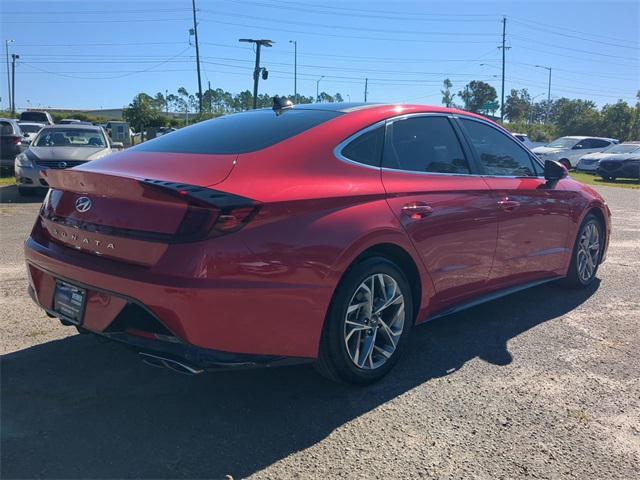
left=1, top=0, right=638, bottom=111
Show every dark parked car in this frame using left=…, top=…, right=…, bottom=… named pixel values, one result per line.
left=597, top=155, right=640, bottom=181
left=0, top=118, right=27, bottom=171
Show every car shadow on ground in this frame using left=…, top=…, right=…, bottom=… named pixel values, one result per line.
left=1, top=281, right=599, bottom=479
left=0, top=185, right=46, bottom=204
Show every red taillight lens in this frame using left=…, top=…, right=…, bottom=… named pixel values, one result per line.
left=11, top=136, right=21, bottom=145
left=142, top=179, right=260, bottom=241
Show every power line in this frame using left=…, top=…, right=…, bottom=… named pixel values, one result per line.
left=510, top=16, right=639, bottom=46
left=510, top=18, right=639, bottom=50
left=219, top=0, right=496, bottom=21
left=200, top=18, right=497, bottom=44
left=510, top=34, right=638, bottom=61
left=202, top=10, right=499, bottom=36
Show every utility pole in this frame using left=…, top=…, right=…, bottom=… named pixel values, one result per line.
left=535, top=65, right=552, bottom=124
left=316, top=75, right=324, bottom=102
left=208, top=80, right=212, bottom=111
left=498, top=16, right=510, bottom=122
left=5, top=40, right=13, bottom=112
left=289, top=40, right=297, bottom=102
left=191, top=0, right=203, bottom=113
left=364, top=78, right=368, bottom=102
left=165, top=89, right=168, bottom=115
left=240, top=39, right=273, bottom=109
left=10, top=53, right=18, bottom=114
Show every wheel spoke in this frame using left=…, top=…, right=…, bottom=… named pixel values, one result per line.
left=347, top=301, right=368, bottom=315
left=358, top=330, right=377, bottom=368
left=374, top=293, right=403, bottom=315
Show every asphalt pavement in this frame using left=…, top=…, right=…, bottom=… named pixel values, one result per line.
left=0, top=184, right=638, bottom=479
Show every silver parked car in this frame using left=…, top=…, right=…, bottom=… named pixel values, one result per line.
left=532, top=136, right=618, bottom=170
left=576, top=142, right=640, bottom=172
left=14, top=124, right=122, bottom=196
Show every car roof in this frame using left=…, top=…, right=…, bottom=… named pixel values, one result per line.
left=18, top=121, right=45, bottom=126
left=0, top=117, right=19, bottom=123
left=40, top=124, right=101, bottom=131
left=562, top=135, right=617, bottom=141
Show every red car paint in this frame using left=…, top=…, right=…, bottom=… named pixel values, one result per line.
left=24, top=104, right=611, bottom=362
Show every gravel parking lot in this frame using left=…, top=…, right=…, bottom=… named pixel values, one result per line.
left=1, top=183, right=638, bottom=479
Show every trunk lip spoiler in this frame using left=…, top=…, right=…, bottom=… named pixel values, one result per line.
left=40, top=179, right=260, bottom=245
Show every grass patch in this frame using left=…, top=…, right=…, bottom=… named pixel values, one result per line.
left=0, top=175, right=16, bottom=186
left=570, top=171, right=640, bottom=190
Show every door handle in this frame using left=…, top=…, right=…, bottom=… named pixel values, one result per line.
left=497, top=197, right=520, bottom=212
left=401, top=202, right=433, bottom=219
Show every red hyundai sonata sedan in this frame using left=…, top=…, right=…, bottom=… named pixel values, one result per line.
left=25, top=102, right=610, bottom=383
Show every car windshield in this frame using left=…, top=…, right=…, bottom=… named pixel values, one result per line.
left=19, top=124, right=42, bottom=133
left=547, top=137, right=580, bottom=148
left=605, top=144, right=640, bottom=154
left=34, top=128, right=106, bottom=148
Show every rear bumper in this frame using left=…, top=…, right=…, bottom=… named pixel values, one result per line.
left=25, top=234, right=334, bottom=360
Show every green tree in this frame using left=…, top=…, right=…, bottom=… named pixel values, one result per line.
left=504, top=89, right=531, bottom=122
left=122, top=93, right=162, bottom=140
left=599, top=100, right=635, bottom=141
left=458, top=80, right=497, bottom=113
left=441, top=78, right=456, bottom=108
left=552, top=98, right=601, bottom=136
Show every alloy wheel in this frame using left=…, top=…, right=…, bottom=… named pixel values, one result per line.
left=343, top=273, right=405, bottom=370
left=577, top=222, right=600, bottom=283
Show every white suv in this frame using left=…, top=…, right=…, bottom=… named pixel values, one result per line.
left=532, top=136, right=618, bottom=169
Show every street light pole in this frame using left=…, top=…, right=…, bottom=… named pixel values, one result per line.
left=5, top=40, right=14, bottom=112
left=316, top=75, right=324, bottom=102
left=535, top=65, right=552, bottom=123
left=289, top=40, right=297, bottom=102
left=11, top=53, right=18, bottom=115
left=240, top=39, right=273, bottom=109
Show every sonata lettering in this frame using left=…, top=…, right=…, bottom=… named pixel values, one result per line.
left=50, top=227, right=116, bottom=251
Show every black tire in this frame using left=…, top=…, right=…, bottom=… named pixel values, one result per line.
left=314, top=256, right=413, bottom=384
left=17, top=187, right=34, bottom=196
left=560, top=159, right=572, bottom=171
left=560, top=214, right=603, bottom=289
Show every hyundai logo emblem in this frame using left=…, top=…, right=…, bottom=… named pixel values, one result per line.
left=58, top=161, right=67, bottom=169
left=75, top=196, right=92, bottom=213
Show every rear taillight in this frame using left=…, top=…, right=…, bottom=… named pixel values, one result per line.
left=142, top=179, right=260, bottom=241
left=11, top=136, right=21, bottom=145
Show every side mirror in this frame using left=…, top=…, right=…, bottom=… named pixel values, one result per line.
left=544, top=159, right=567, bottom=181
left=111, top=142, right=124, bottom=150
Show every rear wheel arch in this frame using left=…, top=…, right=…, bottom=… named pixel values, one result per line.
left=333, top=243, right=422, bottom=327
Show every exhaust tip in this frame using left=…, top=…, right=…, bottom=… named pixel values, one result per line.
left=139, top=352, right=204, bottom=375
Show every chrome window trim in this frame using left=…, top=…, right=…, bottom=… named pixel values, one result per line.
left=333, top=120, right=387, bottom=171
left=334, top=111, right=548, bottom=180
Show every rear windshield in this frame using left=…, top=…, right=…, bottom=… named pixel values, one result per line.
left=132, top=108, right=342, bottom=154
left=20, top=112, right=48, bottom=123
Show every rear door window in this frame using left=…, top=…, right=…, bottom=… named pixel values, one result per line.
left=383, top=116, right=471, bottom=174
left=133, top=108, right=342, bottom=154
left=587, top=138, right=612, bottom=149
